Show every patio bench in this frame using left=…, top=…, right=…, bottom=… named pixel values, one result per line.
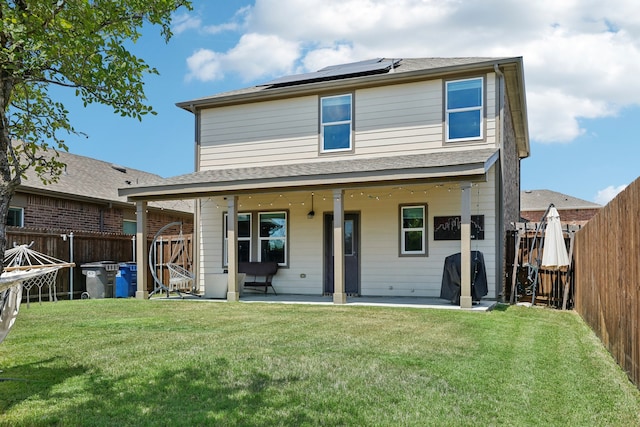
left=238, top=262, right=279, bottom=295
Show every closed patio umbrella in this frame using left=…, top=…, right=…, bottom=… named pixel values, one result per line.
left=541, top=206, right=570, bottom=269
left=540, top=206, right=572, bottom=310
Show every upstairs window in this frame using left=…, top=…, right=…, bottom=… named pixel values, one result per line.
left=445, top=77, right=483, bottom=142
left=321, top=94, right=352, bottom=152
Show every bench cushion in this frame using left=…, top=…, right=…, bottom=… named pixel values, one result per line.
left=238, top=262, right=279, bottom=276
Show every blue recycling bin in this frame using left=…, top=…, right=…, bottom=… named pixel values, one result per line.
left=116, top=262, right=137, bottom=298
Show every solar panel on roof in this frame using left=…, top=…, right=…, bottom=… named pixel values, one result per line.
left=318, top=58, right=384, bottom=71
left=260, top=58, right=402, bottom=87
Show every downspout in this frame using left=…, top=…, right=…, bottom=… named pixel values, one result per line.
left=190, top=104, right=200, bottom=173
left=494, top=64, right=506, bottom=301
left=69, top=232, right=74, bottom=300
left=190, top=104, right=201, bottom=294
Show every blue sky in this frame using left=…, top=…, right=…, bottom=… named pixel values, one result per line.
left=59, top=0, right=640, bottom=205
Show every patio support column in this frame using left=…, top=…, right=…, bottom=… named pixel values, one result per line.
left=135, top=201, right=149, bottom=299
left=226, top=196, right=240, bottom=302
left=460, top=182, right=473, bottom=309
left=333, top=189, right=347, bottom=304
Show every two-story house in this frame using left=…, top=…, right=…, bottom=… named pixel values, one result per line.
left=120, top=57, right=530, bottom=307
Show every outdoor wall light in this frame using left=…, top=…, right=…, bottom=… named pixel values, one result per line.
left=307, top=192, right=315, bottom=219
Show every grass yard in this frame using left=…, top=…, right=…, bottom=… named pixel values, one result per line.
left=1, top=299, right=639, bottom=426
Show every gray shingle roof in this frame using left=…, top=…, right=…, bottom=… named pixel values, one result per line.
left=119, top=148, right=499, bottom=200
left=177, top=57, right=516, bottom=107
left=19, top=150, right=192, bottom=213
left=521, top=189, right=601, bottom=211
left=170, top=149, right=498, bottom=184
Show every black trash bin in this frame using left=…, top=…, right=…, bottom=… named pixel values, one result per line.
left=116, top=262, right=137, bottom=298
left=81, top=261, right=119, bottom=299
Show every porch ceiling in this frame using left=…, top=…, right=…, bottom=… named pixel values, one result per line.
left=119, top=148, right=499, bottom=202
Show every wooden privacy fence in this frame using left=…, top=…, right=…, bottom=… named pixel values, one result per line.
left=574, top=177, right=640, bottom=388
left=6, top=227, right=137, bottom=300
left=5, top=227, right=192, bottom=301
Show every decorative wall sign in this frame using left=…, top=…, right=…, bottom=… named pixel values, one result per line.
left=433, top=215, right=485, bottom=240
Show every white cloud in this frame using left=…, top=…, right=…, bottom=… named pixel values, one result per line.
left=595, top=184, right=627, bottom=205
left=186, top=34, right=299, bottom=82
left=185, top=49, right=223, bottom=82
left=203, top=22, right=240, bottom=34
left=203, top=6, right=251, bottom=34
left=172, top=13, right=201, bottom=35
left=301, top=44, right=357, bottom=72
left=527, top=90, right=613, bottom=143
left=185, top=0, right=640, bottom=142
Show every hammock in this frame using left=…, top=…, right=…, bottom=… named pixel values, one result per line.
left=4, top=243, right=75, bottom=307
left=1, top=243, right=74, bottom=344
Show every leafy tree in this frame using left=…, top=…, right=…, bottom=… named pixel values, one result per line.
left=0, top=0, right=192, bottom=262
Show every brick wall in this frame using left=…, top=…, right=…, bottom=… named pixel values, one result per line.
left=501, top=90, right=521, bottom=227
left=147, top=211, right=194, bottom=235
left=521, top=208, right=600, bottom=224
left=21, top=193, right=192, bottom=235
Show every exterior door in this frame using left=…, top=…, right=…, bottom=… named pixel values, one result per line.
left=324, top=213, right=360, bottom=295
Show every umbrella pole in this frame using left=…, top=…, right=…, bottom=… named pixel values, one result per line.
left=510, top=229, right=523, bottom=304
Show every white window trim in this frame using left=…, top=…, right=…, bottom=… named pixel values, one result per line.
left=258, top=211, right=287, bottom=265
left=445, top=77, right=484, bottom=143
left=223, top=212, right=252, bottom=267
left=400, top=205, right=427, bottom=256
left=320, top=93, right=353, bottom=153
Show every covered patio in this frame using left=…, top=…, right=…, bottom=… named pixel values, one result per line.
left=120, top=148, right=502, bottom=309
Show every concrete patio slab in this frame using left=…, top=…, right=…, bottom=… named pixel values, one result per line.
left=152, top=292, right=497, bottom=311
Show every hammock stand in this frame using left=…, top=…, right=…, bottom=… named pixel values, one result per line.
left=149, top=222, right=196, bottom=298
left=1, top=243, right=74, bottom=345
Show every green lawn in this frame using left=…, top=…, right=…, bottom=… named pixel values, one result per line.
left=1, top=299, right=639, bottom=426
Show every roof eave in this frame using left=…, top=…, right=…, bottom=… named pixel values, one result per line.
left=119, top=153, right=498, bottom=202
left=176, top=57, right=525, bottom=112
left=17, top=186, right=192, bottom=216
left=501, top=59, right=530, bottom=158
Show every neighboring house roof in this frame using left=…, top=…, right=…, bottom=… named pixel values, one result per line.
left=120, top=148, right=500, bottom=201
left=176, top=57, right=529, bottom=158
left=18, top=150, right=192, bottom=214
left=521, top=189, right=601, bottom=211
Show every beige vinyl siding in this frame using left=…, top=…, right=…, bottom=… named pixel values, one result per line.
left=485, top=73, right=497, bottom=141
left=198, top=73, right=499, bottom=170
left=196, top=167, right=498, bottom=298
left=199, top=96, right=319, bottom=169
left=355, top=80, right=444, bottom=155
left=356, top=173, right=496, bottom=297
left=195, top=197, right=225, bottom=293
